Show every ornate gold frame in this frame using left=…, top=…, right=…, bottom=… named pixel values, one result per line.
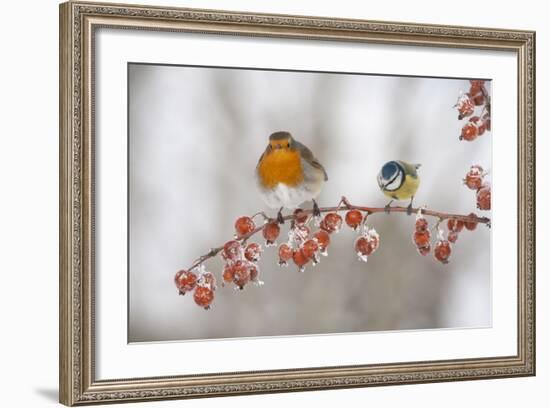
left=59, top=1, right=536, bottom=405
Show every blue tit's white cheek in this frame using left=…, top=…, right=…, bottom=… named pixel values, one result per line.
left=384, top=172, right=404, bottom=191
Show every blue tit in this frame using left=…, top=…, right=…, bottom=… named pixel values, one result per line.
left=377, top=160, right=421, bottom=214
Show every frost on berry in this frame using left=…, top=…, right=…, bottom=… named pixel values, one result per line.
left=464, top=213, right=478, bottom=231
left=447, top=231, right=459, bottom=243
left=434, top=240, right=452, bottom=264
left=418, top=244, right=431, bottom=256
left=193, top=285, right=214, bottom=309
left=354, top=228, right=380, bottom=262
left=477, top=184, right=491, bottom=210
left=412, top=214, right=431, bottom=255
left=295, top=225, right=311, bottom=240
left=302, top=239, right=319, bottom=258
left=456, top=93, right=475, bottom=120
left=415, top=217, right=428, bottom=233
left=469, top=80, right=486, bottom=106
left=464, top=165, right=484, bottom=190
left=469, top=116, right=486, bottom=136
left=174, top=269, right=197, bottom=295
left=447, top=218, right=464, bottom=233
left=262, top=222, right=280, bottom=246
left=199, top=271, right=217, bottom=291
left=413, top=231, right=430, bottom=248
left=234, top=216, right=255, bottom=238
left=321, top=212, right=343, bottom=233
left=278, top=243, right=293, bottom=267
left=232, top=260, right=251, bottom=289
left=345, top=210, right=363, bottom=230
left=293, top=208, right=308, bottom=225
left=249, top=263, right=261, bottom=283
left=460, top=122, right=478, bottom=141
left=292, top=249, right=310, bottom=272
left=313, top=230, right=330, bottom=256
left=244, top=242, right=262, bottom=262
left=222, top=263, right=235, bottom=284
left=222, top=240, right=242, bottom=261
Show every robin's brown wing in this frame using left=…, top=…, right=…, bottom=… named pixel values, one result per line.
left=294, top=140, right=328, bottom=181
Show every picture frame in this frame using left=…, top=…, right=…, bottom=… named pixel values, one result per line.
left=59, top=1, right=535, bottom=405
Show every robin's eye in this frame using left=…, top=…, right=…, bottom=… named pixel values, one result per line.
left=287, top=143, right=290, bottom=148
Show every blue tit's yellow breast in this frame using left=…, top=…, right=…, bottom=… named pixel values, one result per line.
left=383, top=174, right=420, bottom=201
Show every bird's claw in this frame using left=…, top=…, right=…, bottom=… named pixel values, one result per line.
left=384, top=204, right=391, bottom=214
left=277, top=211, right=285, bottom=224
left=313, top=201, right=321, bottom=218
left=406, top=203, right=413, bottom=216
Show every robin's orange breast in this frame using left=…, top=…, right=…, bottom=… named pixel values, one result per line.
left=257, top=149, right=304, bottom=189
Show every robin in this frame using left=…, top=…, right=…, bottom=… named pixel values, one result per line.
left=377, top=160, right=421, bottom=215
left=256, top=131, right=328, bottom=223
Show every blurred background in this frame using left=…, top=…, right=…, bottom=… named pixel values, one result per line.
left=128, top=63, right=492, bottom=342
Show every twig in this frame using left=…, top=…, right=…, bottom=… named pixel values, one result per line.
left=187, top=196, right=490, bottom=271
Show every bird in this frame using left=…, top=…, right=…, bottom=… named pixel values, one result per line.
left=377, top=160, right=421, bottom=215
left=256, top=131, right=328, bottom=223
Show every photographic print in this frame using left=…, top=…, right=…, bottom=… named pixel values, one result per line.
left=128, top=64, right=492, bottom=342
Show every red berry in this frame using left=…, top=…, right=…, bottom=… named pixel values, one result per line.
left=418, top=244, right=431, bottom=256
left=469, top=80, right=485, bottom=94
left=322, top=213, right=343, bottom=233
left=234, top=216, right=255, bottom=238
left=413, top=231, right=431, bottom=247
left=477, top=184, right=491, bottom=210
left=249, top=264, right=259, bottom=282
left=464, top=165, right=484, bottom=190
left=434, top=240, right=452, bottom=264
left=345, top=210, right=363, bottom=230
left=262, top=222, right=280, bottom=245
left=447, top=218, right=464, bottom=233
left=293, top=208, right=308, bottom=225
left=193, top=286, right=214, bottom=309
left=457, top=94, right=475, bottom=119
left=464, top=213, right=478, bottom=231
left=313, top=230, right=330, bottom=252
left=292, top=249, right=310, bottom=271
left=461, top=122, right=478, bottom=141
left=415, top=217, right=429, bottom=232
left=222, top=264, right=235, bottom=283
left=222, top=240, right=242, bottom=261
left=469, top=116, right=486, bottom=136
left=278, top=243, right=293, bottom=266
left=244, top=242, right=262, bottom=262
left=302, top=239, right=319, bottom=259
left=174, top=270, right=197, bottom=294
left=355, top=236, right=375, bottom=257
left=447, top=231, right=459, bottom=243
left=232, top=260, right=251, bottom=289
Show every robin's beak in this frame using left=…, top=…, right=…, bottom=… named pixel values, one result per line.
left=275, top=144, right=283, bottom=150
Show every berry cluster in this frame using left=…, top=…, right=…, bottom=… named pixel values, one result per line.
left=412, top=210, right=480, bottom=264
left=222, top=216, right=267, bottom=290
left=279, top=209, right=339, bottom=272
left=174, top=265, right=217, bottom=309
left=456, top=80, right=491, bottom=142
left=464, top=165, right=491, bottom=211
left=174, top=198, right=490, bottom=309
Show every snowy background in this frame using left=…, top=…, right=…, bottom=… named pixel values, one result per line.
left=128, top=63, right=491, bottom=342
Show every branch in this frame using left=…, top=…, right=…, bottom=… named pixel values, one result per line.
left=187, top=196, right=490, bottom=271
